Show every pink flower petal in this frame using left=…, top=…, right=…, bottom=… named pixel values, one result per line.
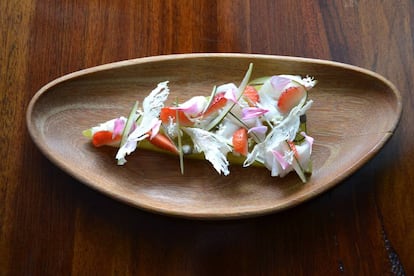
left=301, top=131, right=314, bottom=154
left=242, top=107, right=268, bottom=120
left=270, top=76, right=291, bottom=91
left=150, top=120, right=162, bottom=139
left=224, top=87, right=238, bottom=103
left=248, top=125, right=267, bottom=134
left=171, top=96, right=206, bottom=116
left=271, top=150, right=290, bottom=170
left=113, top=117, right=126, bottom=138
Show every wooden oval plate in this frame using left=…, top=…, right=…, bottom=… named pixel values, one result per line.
left=26, top=54, right=402, bottom=219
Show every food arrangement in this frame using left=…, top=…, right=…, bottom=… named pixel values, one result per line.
left=82, top=64, right=316, bottom=182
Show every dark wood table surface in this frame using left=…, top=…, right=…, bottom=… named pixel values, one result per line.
left=1, top=1, right=413, bottom=275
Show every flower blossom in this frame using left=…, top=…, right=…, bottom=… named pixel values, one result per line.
left=116, top=81, right=170, bottom=165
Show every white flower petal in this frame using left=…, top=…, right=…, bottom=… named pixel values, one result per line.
left=116, top=82, right=170, bottom=164
left=184, top=127, right=232, bottom=175
left=224, top=86, right=238, bottom=103
left=128, top=82, right=170, bottom=141
left=172, top=96, right=207, bottom=116
left=143, top=81, right=170, bottom=116
left=90, top=116, right=127, bottom=135
left=216, top=83, right=238, bottom=94
left=278, top=75, right=317, bottom=90
left=116, top=140, right=138, bottom=165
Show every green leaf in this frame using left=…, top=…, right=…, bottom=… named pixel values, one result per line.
left=82, top=128, right=92, bottom=138
left=201, top=85, right=217, bottom=115
left=120, top=101, right=139, bottom=148
left=248, top=76, right=270, bottom=86
left=176, top=108, right=185, bottom=175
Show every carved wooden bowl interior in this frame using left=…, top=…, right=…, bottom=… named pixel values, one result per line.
left=27, top=54, right=402, bottom=219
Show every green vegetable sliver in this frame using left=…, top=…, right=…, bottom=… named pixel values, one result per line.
left=120, top=101, right=139, bottom=147
left=176, top=108, right=185, bottom=175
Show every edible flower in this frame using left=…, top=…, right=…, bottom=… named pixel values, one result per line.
left=241, top=107, right=269, bottom=121
left=116, top=81, right=169, bottom=165
left=113, top=117, right=126, bottom=138
left=184, top=127, right=232, bottom=175
left=171, top=96, right=207, bottom=117
left=84, top=64, right=317, bottom=182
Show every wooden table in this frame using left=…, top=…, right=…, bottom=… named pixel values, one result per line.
left=1, top=1, right=412, bottom=274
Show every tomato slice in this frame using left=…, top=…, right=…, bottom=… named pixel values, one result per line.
left=232, top=128, right=248, bottom=156
left=160, top=107, right=194, bottom=126
left=203, top=93, right=227, bottom=117
left=92, top=131, right=121, bottom=147
left=243, top=85, right=259, bottom=106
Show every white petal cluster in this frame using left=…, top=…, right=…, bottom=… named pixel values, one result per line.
left=244, top=99, right=313, bottom=179
left=128, top=81, right=169, bottom=141
left=184, top=127, right=232, bottom=176
left=116, top=81, right=170, bottom=165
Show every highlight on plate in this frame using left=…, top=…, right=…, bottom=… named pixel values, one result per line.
left=82, top=64, right=317, bottom=182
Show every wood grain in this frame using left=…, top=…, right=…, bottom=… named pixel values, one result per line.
left=1, top=0, right=413, bottom=274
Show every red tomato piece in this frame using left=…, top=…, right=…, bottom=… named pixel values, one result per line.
left=232, top=128, right=248, bottom=156
left=92, top=131, right=121, bottom=147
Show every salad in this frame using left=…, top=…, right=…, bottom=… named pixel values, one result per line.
left=82, top=64, right=316, bottom=182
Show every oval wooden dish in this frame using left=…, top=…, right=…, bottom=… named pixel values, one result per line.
left=27, top=53, right=402, bottom=219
